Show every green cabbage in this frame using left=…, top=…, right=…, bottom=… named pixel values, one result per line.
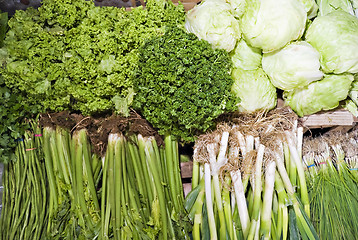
left=305, top=10, right=358, bottom=74
left=240, top=0, right=307, bottom=53
left=284, top=74, right=354, bottom=117
left=185, top=0, right=241, bottom=52
left=262, top=41, right=323, bottom=91
left=230, top=38, right=262, bottom=70
left=231, top=68, right=277, bottom=113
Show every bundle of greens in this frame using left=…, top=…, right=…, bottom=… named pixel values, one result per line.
left=42, top=127, right=101, bottom=239
left=0, top=111, right=191, bottom=239
left=303, top=130, right=358, bottom=239
left=133, top=25, right=237, bottom=142
left=0, top=122, right=48, bottom=239
left=101, top=134, right=191, bottom=239
left=0, top=0, right=185, bottom=117
left=185, top=108, right=318, bottom=240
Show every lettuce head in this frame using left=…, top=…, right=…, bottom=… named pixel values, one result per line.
left=231, top=68, right=277, bottom=113
left=230, top=38, right=262, bottom=70
left=284, top=73, right=354, bottom=116
left=262, top=41, right=324, bottom=91
left=240, top=0, right=307, bottom=53
left=185, top=0, right=241, bottom=52
left=305, top=10, right=358, bottom=74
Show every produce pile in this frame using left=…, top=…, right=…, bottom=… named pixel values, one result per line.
left=186, top=109, right=319, bottom=240
left=0, top=0, right=358, bottom=239
left=0, top=113, right=191, bottom=239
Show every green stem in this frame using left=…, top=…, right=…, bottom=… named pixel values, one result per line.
left=145, top=137, right=169, bottom=240
left=204, top=163, right=217, bottom=240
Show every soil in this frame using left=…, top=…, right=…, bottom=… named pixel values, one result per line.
left=39, top=110, right=163, bottom=157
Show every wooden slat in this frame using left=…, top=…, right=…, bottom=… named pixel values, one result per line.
left=301, top=109, right=357, bottom=129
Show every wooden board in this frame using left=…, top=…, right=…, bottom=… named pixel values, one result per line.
left=301, top=109, right=358, bottom=129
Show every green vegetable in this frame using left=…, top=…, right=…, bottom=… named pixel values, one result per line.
left=133, top=25, right=237, bottom=142
left=0, top=0, right=185, bottom=116
left=231, top=68, right=277, bottom=113
left=240, top=0, right=307, bottom=53
left=305, top=10, right=358, bottom=74
left=185, top=0, right=241, bottom=52
left=283, top=74, right=354, bottom=117
left=262, top=41, right=323, bottom=91
left=0, top=11, right=39, bottom=164
left=0, top=124, right=48, bottom=239
left=230, top=38, right=262, bottom=70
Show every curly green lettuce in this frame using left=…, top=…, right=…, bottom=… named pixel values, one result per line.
left=1, top=0, right=185, bottom=116
left=133, top=26, right=237, bottom=142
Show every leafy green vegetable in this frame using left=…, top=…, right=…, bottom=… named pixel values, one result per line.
left=0, top=0, right=185, bottom=116
left=240, top=0, right=307, bottom=53
left=133, top=26, right=237, bottom=142
left=0, top=11, right=39, bottom=163
left=185, top=0, right=241, bottom=52
left=231, top=68, right=277, bottom=113
left=262, top=41, right=323, bottom=91
left=230, top=38, right=262, bottom=70
left=305, top=10, right=358, bottom=74
left=283, top=74, right=354, bottom=117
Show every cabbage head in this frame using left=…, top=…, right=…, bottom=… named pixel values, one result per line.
left=230, top=39, right=262, bottom=70
left=240, top=0, right=307, bottom=53
left=231, top=68, right=277, bottom=113
left=305, top=10, right=358, bottom=74
left=185, top=0, right=241, bottom=52
left=284, top=74, right=354, bottom=116
left=262, top=41, right=323, bottom=91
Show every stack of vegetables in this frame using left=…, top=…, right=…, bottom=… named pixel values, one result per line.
left=0, top=113, right=191, bottom=239
left=185, top=108, right=319, bottom=240
left=185, top=0, right=358, bottom=117
left=0, top=0, right=358, bottom=239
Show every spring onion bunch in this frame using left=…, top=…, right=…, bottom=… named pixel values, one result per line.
left=303, top=130, right=358, bottom=239
left=185, top=108, right=318, bottom=240
left=0, top=122, right=48, bottom=239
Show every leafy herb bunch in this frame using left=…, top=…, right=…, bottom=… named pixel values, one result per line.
left=134, top=26, right=237, bottom=142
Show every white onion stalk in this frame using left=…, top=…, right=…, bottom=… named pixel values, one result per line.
left=247, top=144, right=265, bottom=240
left=285, top=130, right=310, bottom=216
left=209, top=131, right=230, bottom=240
left=231, top=169, right=250, bottom=238
left=260, top=160, right=277, bottom=239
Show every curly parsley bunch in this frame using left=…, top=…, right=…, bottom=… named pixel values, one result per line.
left=134, top=26, right=238, bottom=142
